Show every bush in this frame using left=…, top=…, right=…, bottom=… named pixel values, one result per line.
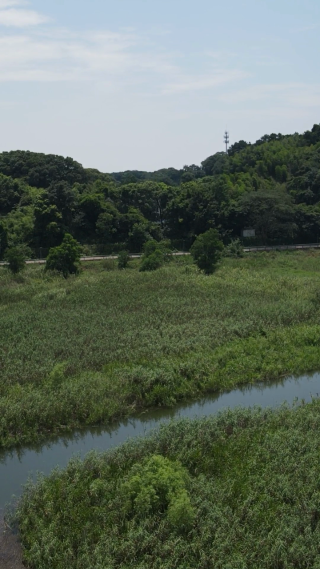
left=45, top=233, right=81, bottom=278
left=190, top=228, right=224, bottom=274
left=121, top=454, right=194, bottom=531
left=224, top=238, right=244, bottom=258
left=118, top=250, right=130, bottom=269
left=139, top=240, right=172, bottom=272
left=4, top=245, right=27, bottom=274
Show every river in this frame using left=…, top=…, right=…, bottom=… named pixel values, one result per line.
left=1, top=372, right=320, bottom=510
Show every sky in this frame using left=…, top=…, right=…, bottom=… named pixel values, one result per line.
left=0, top=0, right=319, bottom=172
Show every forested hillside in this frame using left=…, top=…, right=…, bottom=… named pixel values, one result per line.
left=0, top=123, right=320, bottom=258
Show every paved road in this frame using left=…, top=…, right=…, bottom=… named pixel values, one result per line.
left=1, top=244, right=320, bottom=267
left=243, top=243, right=320, bottom=252
left=0, top=252, right=189, bottom=266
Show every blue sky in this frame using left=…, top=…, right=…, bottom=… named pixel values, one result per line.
left=0, top=0, right=319, bottom=172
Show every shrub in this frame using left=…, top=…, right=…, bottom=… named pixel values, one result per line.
left=224, top=238, right=244, bottom=258
left=118, top=250, right=130, bottom=269
left=190, top=228, right=224, bottom=274
left=4, top=245, right=27, bottom=274
left=139, top=240, right=172, bottom=272
left=45, top=233, right=81, bottom=278
left=121, top=454, right=194, bottom=530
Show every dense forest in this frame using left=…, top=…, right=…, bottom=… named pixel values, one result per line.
left=0, top=123, right=320, bottom=258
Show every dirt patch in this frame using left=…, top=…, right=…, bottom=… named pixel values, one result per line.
left=0, top=512, right=25, bottom=569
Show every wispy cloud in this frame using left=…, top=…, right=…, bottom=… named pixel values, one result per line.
left=0, top=8, right=48, bottom=26
left=0, top=12, right=245, bottom=95
left=0, top=1, right=26, bottom=6
left=0, top=30, right=172, bottom=82
left=163, top=69, right=248, bottom=94
left=0, top=0, right=48, bottom=27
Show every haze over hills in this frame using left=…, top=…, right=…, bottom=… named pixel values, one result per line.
left=0, top=123, right=319, bottom=257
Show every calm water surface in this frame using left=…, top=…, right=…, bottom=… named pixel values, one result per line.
left=1, top=372, right=320, bottom=509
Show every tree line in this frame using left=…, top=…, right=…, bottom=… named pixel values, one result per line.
left=0, top=123, right=320, bottom=259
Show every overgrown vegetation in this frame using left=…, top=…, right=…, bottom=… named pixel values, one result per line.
left=1, top=251, right=320, bottom=449
left=15, top=399, right=320, bottom=568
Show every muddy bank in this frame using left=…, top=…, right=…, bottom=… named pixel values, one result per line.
left=0, top=512, right=25, bottom=569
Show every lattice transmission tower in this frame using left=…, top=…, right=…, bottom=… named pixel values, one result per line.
left=224, top=131, right=230, bottom=153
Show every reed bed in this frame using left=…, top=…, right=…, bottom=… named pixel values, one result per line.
left=1, top=250, right=320, bottom=449
left=15, top=399, right=320, bottom=568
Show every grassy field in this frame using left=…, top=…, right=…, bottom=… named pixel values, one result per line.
left=15, top=399, right=320, bottom=568
left=1, top=251, right=320, bottom=449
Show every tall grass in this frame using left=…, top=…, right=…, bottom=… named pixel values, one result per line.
left=1, top=250, right=320, bottom=449
left=15, top=399, right=320, bottom=568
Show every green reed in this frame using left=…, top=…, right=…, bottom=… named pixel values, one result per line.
left=1, top=250, right=320, bottom=448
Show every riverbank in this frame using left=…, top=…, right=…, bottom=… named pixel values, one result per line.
left=1, top=250, right=320, bottom=450
left=14, top=398, right=320, bottom=568
left=0, top=511, right=25, bottom=569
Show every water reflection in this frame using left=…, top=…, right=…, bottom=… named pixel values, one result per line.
left=1, top=372, right=320, bottom=508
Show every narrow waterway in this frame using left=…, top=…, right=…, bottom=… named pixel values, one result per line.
left=1, top=372, right=320, bottom=510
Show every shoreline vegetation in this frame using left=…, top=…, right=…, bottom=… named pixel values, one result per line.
left=1, top=250, right=320, bottom=451
left=15, top=399, right=320, bottom=568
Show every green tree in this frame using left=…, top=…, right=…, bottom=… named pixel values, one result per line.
left=0, top=223, right=8, bottom=259
left=190, top=228, right=224, bottom=274
left=118, top=250, right=130, bottom=269
left=139, top=239, right=171, bottom=272
left=45, top=233, right=81, bottom=278
left=4, top=245, right=27, bottom=274
left=238, top=188, right=297, bottom=244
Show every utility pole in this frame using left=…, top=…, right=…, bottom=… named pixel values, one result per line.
left=224, top=131, right=230, bottom=154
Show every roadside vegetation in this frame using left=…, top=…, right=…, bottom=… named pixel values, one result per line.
left=15, top=399, right=320, bottom=568
left=1, top=250, right=320, bottom=449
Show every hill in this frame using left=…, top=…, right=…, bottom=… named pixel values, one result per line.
left=0, top=123, right=320, bottom=257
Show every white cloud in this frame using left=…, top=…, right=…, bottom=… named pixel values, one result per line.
left=0, top=8, right=48, bottom=26
left=0, top=30, right=159, bottom=82
left=0, top=27, right=223, bottom=91
left=0, top=0, right=49, bottom=27
left=0, top=1, right=26, bottom=6
left=0, top=1, right=246, bottom=92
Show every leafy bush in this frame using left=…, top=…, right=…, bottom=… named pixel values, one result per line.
left=190, top=228, right=224, bottom=274
left=139, top=239, right=171, bottom=272
left=118, top=250, right=130, bottom=269
left=45, top=233, right=81, bottom=278
left=223, top=238, right=244, bottom=258
left=4, top=245, right=28, bottom=274
left=120, top=455, right=195, bottom=530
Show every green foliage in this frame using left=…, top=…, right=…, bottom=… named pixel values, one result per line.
left=1, top=124, right=320, bottom=253
left=1, top=251, right=320, bottom=449
left=190, top=228, right=224, bottom=273
left=139, top=239, right=171, bottom=272
left=45, top=233, right=81, bottom=278
left=0, top=150, right=87, bottom=188
left=15, top=400, right=320, bottom=568
left=4, top=245, right=27, bottom=274
left=118, top=250, right=130, bottom=269
left=0, top=222, right=8, bottom=259
left=121, top=455, right=194, bottom=530
left=47, top=362, right=68, bottom=389
left=223, top=238, right=244, bottom=258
